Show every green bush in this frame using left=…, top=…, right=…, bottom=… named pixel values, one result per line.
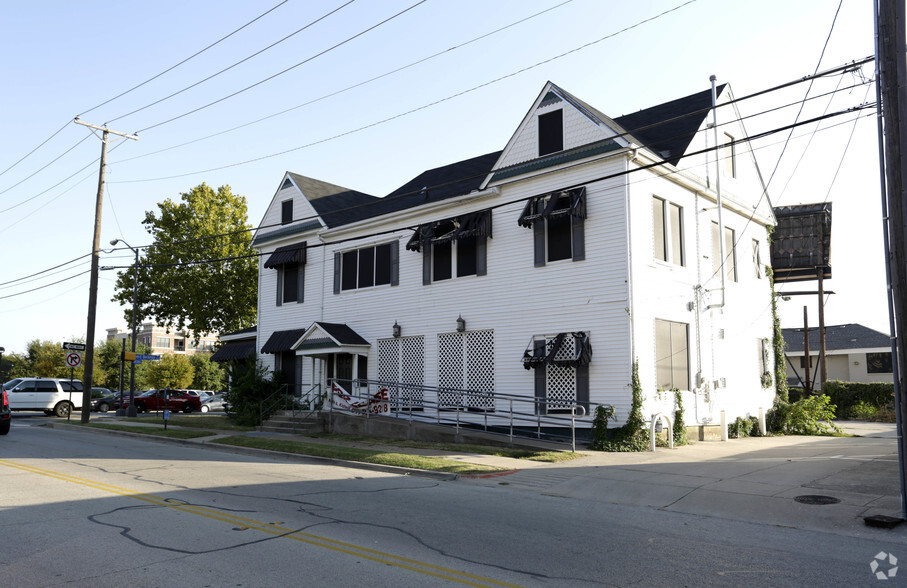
left=821, top=380, right=894, bottom=419
left=767, top=394, right=840, bottom=435
left=225, top=362, right=286, bottom=426
left=727, top=416, right=760, bottom=439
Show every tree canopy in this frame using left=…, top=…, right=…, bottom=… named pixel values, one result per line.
left=144, top=354, right=194, bottom=389
left=112, top=183, right=257, bottom=340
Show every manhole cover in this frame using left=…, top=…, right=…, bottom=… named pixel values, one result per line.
left=794, top=494, right=841, bottom=505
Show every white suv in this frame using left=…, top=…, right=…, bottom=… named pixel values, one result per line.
left=2, top=378, right=84, bottom=417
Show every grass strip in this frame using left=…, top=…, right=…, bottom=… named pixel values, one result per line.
left=212, top=435, right=507, bottom=475
left=164, top=415, right=256, bottom=432
left=72, top=422, right=216, bottom=439
left=309, top=433, right=584, bottom=462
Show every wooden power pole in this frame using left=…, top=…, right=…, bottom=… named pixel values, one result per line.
left=73, top=119, right=137, bottom=423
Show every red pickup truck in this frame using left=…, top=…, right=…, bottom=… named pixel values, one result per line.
left=122, top=389, right=202, bottom=413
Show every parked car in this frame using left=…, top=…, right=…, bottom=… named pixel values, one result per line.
left=3, top=378, right=84, bottom=417
left=200, top=395, right=226, bottom=412
left=121, top=389, right=202, bottom=413
left=1, top=387, right=10, bottom=435
left=91, top=391, right=124, bottom=413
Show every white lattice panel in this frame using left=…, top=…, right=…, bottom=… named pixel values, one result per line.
left=378, top=336, right=424, bottom=408
left=438, top=332, right=463, bottom=408
left=546, top=336, right=576, bottom=410
left=466, top=330, right=495, bottom=409
left=437, top=330, right=494, bottom=410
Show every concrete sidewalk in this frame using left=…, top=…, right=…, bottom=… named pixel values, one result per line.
left=459, top=423, right=905, bottom=539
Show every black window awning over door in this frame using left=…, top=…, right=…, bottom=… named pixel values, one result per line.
left=517, top=187, right=586, bottom=228
left=406, top=209, right=492, bottom=252
left=261, top=329, right=306, bottom=354
left=522, top=332, right=592, bottom=370
left=264, top=243, right=307, bottom=268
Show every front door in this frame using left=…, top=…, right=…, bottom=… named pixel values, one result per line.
left=279, top=351, right=297, bottom=396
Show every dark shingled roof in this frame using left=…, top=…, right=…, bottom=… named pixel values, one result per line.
left=782, top=324, right=891, bottom=353
left=613, top=85, right=725, bottom=167
left=261, top=329, right=306, bottom=354
left=315, top=322, right=369, bottom=346
left=211, top=340, right=256, bottom=362
left=220, top=325, right=257, bottom=338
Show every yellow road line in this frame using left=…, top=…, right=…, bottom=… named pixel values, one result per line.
left=0, top=458, right=522, bottom=588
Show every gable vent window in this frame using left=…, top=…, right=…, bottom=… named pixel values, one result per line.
left=281, top=199, right=293, bottom=225
left=538, top=109, right=564, bottom=156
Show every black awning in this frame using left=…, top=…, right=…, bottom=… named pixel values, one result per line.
left=406, top=209, right=493, bottom=252
left=517, top=186, right=586, bottom=228
left=264, top=243, right=307, bottom=269
left=261, top=328, right=306, bottom=354
left=210, top=340, right=256, bottom=362
left=522, top=332, right=592, bottom=370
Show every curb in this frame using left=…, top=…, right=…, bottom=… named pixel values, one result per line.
left=46, top=422, right=460, bottom=482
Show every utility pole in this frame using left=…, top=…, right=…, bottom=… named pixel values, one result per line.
left=878, top=0, right=907, bottom=520
left=74, top=119, right=137, bottom=423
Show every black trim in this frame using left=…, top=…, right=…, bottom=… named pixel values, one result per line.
left=406, top=209, right=492, bottom=252
left=518, top=187, right=587, bottom=228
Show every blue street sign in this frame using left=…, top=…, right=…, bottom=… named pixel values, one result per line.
left=136, top=354, right=160, bottom=361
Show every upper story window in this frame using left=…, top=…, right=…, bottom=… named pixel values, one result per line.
left=538, top=110, right=564, bottom=156
left=156, top=337, right=171, bottom=348
left=723, top=133, right=736, bottom=178
left=653, top=196, right=684, bottom=266
left=175, top=339, right=186, bottom=352
left=752, top=239, right=762, bottom=279
left=334, top=241, right=399, bottom=293
left=264, top=243, right=307, bottom=306
left=281, top=199, right=293, bottom=225
left=406, top=210, right=492, bottom=285
left=518, top=187, right=586, bottom=266
left=711, top=222, right=737, bottom=282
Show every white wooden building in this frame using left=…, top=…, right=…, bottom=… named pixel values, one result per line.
left=250, top=81, right=777, bottom=430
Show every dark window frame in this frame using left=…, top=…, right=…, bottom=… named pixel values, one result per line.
left=336, top=241, right=399, bottom=293
left=867, top=352, right=893, bottom=374
left=655, top=319, right=690, bottom=391
left=281, top=199, right=293, bottom=225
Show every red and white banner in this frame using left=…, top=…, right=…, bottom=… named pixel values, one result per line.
left=331, top=383, right=389, bottom=414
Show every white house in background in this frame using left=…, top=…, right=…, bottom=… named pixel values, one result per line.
left=782, top=324, right=894, bottom=386
left=250, top=80, right=777, bottom=431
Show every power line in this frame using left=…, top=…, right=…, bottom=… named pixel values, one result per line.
left=0, top=135, right=91, bottom=197
left=112, top=0, right=577, bottom=166
left=0, top=120, right=72, bottom=180
left=105, top=0, right=357, bottom=124
left=78, top=0, right=291, bottom=117
left=135, top=0, right=430, bottom=134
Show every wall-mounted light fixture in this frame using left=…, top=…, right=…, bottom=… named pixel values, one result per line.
left=456, top=315, right=466, bottom=332
left=392, top=321, right=401, bottom=338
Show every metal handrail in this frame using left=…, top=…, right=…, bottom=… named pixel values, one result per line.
left=258, top=383, right=289, bottom=428
left=327, top=378, right=610, bottom=452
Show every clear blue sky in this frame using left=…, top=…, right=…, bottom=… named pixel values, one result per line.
left=0, top=0, right=885, bottom=355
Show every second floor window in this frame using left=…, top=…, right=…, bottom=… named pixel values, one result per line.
left=264, top=243, right=306, bottom=306
left=334, top=241, right=399, bottom=293
left=156, top=337, right=170, bottom=348
left=653, top=196, right=684, bottom=266
left=281, top=199, right=293, bottom=224
left=712, top=222, right=737, bottom=282
left=518, top=187, right=586, bottom=266
left=407, top=210, right=491, bottom=285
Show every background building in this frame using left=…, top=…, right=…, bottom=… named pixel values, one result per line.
left=106, top=323, right=219, bottom=356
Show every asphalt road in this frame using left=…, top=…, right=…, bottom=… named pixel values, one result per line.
left=1, top=419, right=904, bottom=586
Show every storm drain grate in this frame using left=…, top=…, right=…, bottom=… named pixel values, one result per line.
left=794, top=494, right=841, bottom=505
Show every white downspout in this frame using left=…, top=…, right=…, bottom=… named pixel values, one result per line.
left=707, top=74, right=727, bottom=310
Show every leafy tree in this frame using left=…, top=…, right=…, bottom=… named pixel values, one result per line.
left=189, top=353, right=226, bottom=391
left=22, top=340, right=70, bottom=378
left=94, top=338, right=153, bottom=390
left=112, top=183, right=257, bottom=340
left=145, top=354, right=194, bottom=389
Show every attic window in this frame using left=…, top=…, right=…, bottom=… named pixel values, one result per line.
left=538, top=110, right=563, bottom=156
left=281, top=200, right=293, bottom=225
